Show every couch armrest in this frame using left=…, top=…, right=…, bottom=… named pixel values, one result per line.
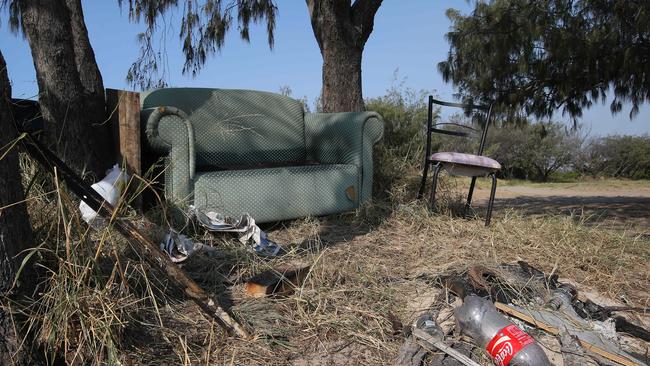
left=305, top=112, right=384, bottom=203
left=143, top=106, right=195, bottom=203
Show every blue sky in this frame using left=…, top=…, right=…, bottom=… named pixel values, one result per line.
left=2, top=0, right=648, bottom=136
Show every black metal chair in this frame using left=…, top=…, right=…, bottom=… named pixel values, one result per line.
left=416, top=96, right=501, bottom=226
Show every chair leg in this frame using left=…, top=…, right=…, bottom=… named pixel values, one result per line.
left=464, top=176, right=478, bottom=217
left=429, top=163, right=442, bottom=211
left=417, top=160, right=430, bottom=199
left=485, top=173, right=497, bottom=226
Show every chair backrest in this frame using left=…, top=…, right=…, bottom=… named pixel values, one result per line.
left=424, top=96, right=494, bottom=159
left=141, top=88, right=306, bottom=168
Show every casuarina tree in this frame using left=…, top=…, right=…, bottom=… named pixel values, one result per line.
left=0, top=50, right=35, bottom=366
left=439, top=0, right=650, bottom=121
left=306, top=0, right=382, bottom=112
left=122, top=0, right=279, bottom=89
left=14, top=0, right=113, bottom=178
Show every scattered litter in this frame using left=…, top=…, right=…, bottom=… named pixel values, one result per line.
left=456, top=295, right=550, bottom=366
left=23, top=136, right=249, bottom=338
left=495, top=302, right=645, bottom=366
left=160, top=230, right=220, bottom=263
left=244, top=266, right=310, bottom=298
left=79, top=164, right=129, bottom=226
left=397, top=261, right=650, bottom=366
left=191, top=207, right=281, bottom=256
left=411, top=314, right=481, bottom=366
left=558, top=331, right=598, bottom=366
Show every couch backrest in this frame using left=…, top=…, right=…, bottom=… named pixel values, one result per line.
left=141, top=88, right=306, bottom=167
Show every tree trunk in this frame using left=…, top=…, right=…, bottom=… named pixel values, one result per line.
left=66, top=0, right=106, bottom=105
left=322, top=45, right=364, bottom=112
left=21, top=0, right=112, bottom=179
left=0, top=50, right=35, bottom=366
left=306, top=0, right=382, bottom=112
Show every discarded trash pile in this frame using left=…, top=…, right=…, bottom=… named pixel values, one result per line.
left=160, top=208, right=282, bottom=263
left=75, top=164, right=283, bottom=262
left=397, top=262, right=649, bottom=366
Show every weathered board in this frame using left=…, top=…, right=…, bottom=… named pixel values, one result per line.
left=106, top=88, right=141, bottom=176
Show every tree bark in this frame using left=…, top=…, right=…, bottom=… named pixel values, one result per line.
left=322, top=45, right=364, bottom=113
left=20, top=0, right=112, bottom=179
left=306, top=0, right=382, bottom=112
left=66, top=0, right=105, bottom=103
left=0, top=50, right=35, bottom=366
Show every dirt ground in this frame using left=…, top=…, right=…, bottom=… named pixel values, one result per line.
left=472, top=180, right=650, bottom=234
left=26, top=177, right=650, bottom=365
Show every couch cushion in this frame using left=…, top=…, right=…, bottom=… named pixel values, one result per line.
left=142, top=88, right=306, bottom=167
left=193, top=164, right=359, bottom=223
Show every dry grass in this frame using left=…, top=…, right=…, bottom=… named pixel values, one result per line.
left=9, top=152, right=650, bottom=365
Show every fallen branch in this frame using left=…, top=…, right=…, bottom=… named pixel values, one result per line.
left=21, top=135, right=249, bottom=338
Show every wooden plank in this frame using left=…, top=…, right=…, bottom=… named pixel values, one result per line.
left=495, top=302, right=643, bottom=366
left=106, top=88, right=141, bottom=176
left=494, top=302, right=560, bottom=335
left=106, top=89, right=142, bottom=209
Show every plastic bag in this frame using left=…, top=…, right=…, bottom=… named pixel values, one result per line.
left=79, top=164, right=129, bottom=225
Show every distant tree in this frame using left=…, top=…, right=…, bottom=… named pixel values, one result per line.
left=306, top=0, right=382, bottom=112
left=122, top=0, right=278, bottom=89
left=0, top=50, right=34, bottom=366
left=444, top=118, right=583, bottom=181
left=13, top=0, right=113, bottom=178
left=579, top=135, right=650, bottom=179
left=508, top=122, right=582, bottom=181
left=439, top=0, right=650, bottom=121
left=278, top=84, right=311, bottom=112
left=483, top=126, right=531, bottom=179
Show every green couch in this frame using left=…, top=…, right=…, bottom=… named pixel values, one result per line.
left=141, top=88, right=384, bottom=223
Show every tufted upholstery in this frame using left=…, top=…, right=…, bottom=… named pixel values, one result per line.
left=141, top=88, right=384, bottom=223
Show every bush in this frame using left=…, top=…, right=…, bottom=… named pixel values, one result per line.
left=366, top=84, right=431, bottom=201
left=430, top=118, right=583, bottom=182
left=366, top=80, right=648, bottom=189
left=490, top=122, right=583, bottom=182
left=578, top=135, right=650, bottom=179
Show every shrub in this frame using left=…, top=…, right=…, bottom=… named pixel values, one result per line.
left=366, top=84, right=432, bottom=201
left=578, top=135, right=650, bottom=179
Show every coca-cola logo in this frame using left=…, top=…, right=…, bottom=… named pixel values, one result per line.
left=486, top=325, right=534, bottom=366
left=493, top=340, right=513, bottom=366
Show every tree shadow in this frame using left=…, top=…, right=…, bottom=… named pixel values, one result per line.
left=261, top=202, right=396, bottom=254
left=485, top=195, right=650, bottom=231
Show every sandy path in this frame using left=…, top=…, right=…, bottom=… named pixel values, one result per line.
left=472, top=182, right=650, bottom=233
left=489, top=184, right=650, bottom=198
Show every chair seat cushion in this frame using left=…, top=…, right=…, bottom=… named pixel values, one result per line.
left=429, top=152, right=501, bottom=177
left=193, top=164, right=359, bottom=223
left=429, top=152, right=501, bottom=170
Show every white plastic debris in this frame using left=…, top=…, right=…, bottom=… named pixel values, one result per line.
left=190, top=207, right=281, bottom=257
left=160, top=230, right=219, bottom=263
left=79, top=164, right=130, bottom=225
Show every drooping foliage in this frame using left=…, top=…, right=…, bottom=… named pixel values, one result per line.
left=439, top=0, right=650, bottom=121
left=120, top=0, right=278, bottom=89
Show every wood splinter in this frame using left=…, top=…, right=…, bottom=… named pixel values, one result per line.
left=244, top=266, right=311, bottom=298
